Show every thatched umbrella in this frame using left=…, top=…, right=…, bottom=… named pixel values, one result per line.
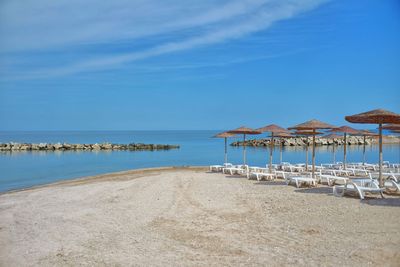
left=345, top=109, right=400, bottom=186
left=356, top=130, right=378, bottom=165
left=227, top=126, right=261, bottom=165
left=294, top=130, right=323, bottom=171
left=257, top=124, right=290, bottom=172
left=323, top=133, right=343, bottom=164
left=330, top=126, right=360, bottom=169
left=213, top=132, right=236, bottom=164
left=289, top=120, right=336, bottom=177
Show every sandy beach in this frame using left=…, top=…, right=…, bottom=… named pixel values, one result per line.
left=1, top=167, right=399, bottom=266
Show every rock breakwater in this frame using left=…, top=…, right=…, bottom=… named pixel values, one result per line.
left=0, top=143, right=180, bottom=151
left=231, top=135, right=399, bottom=147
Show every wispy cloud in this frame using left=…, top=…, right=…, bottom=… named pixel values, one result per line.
left=0, top=0, right=328, bottom=79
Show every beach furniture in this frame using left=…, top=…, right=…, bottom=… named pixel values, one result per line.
left=318, top=171, right=348, bottom=186
left=287, top=176, right=318, bottom=188
left=383, top=172, right=400, bottom=183
left=286, top=172, right=318, bottom=188
left=223, top=165, right=249, bottom=175
left=274, top=170, right=291, bottom=180
left=210, top=163, right=232, bottom=172
left=333, top=178, right=384, bottom=200
left=247, top=170, right=275, bottom=181
left=344, top=168, right=370, bottom=176
left=333, top=169, right=353, bottom=177
left=383, top=179, right=400, bottom=192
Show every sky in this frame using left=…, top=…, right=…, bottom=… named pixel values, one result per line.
left=0, top=0, right=399, bottom=131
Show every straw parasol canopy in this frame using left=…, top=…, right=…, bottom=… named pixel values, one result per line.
left=323, top=133, right=343, bottom=139
left=357, top=129, right=378, bottom=136
left=345, top=109, right=400, bottom=124
left=257, top=124, right=290, bottom=172
left=289, top=120, right=335, bottom=177
left=294, top=130, right=324, bottom=135
left=213, top=132, right=236, bottom=164
left=214, top=132, right=236, bottom=138
left=227, top=126, right=261, bottom=165
left=330, top=126, right=360, bottom=169
left=294, top=130, right=323, bottom=170
left=382, top=124, right=400, bottom=131
left=330, top=126, right=360, bottom=135
left=228, top=126, right=261, bottom=135
left=288, top=119, right=336, bottom=130
left=323, top=133, right=343, bottom=164
left=266, top=132, right=293, bottom=164
left=257, top=124, right=290, bottom=134
left=345, top=109, right=400, bottom=187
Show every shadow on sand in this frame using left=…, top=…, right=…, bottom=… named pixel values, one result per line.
left=224, top=175, right=246, bottom=179
left=294, top=186, right=332, bottom=195
left=362, top=197, right=400, bottom=207
left=253, top=180, right=287, bottom=186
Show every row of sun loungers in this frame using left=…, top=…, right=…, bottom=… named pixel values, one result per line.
left=210, top=161, right=400, bottom=199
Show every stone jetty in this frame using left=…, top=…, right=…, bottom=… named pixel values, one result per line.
left=231, top=135, right=399, bottom=147
left=0, top=142, right=180, bottom=151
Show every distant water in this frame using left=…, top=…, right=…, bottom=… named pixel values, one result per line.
left=0, top=131, right=399, bottom=192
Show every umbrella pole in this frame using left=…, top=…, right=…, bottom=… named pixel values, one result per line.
left=224, top=137, right=228, bottom=164
left=312, top=130, right=316, bottom=178
left=379, top=124, right=383, bottom=187
left=243, top=134, right=246, bottom=166
left=280, top=138, right=283, bottom=164
left=305, top=139, right=309, bottom=171
left=363, top=135, right=366, bottom=165
left=333, top=143, right=336, bottom=164
left=269, top=133, right=274, bottom=173
left=343, top=133, right=347, bottom=169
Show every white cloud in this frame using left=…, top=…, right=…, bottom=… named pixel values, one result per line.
left=0, top=0, right=327, bottom=78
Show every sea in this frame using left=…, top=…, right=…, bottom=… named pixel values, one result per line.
left=0, top=130, right=399, bottom=192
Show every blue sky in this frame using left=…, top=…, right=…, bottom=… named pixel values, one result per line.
left=0, top=0, right=399, bottom=131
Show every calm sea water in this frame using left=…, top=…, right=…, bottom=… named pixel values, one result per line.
left=0, top=131, right=399, bottom=192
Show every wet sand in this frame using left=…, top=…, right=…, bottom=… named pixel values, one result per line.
left=1, top=167, right=399, bottom=266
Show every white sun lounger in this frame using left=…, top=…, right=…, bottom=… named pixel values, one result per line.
left=383, top=179, right=400, bottom=192
left=247, top=171, right=275, bottom=181
left=210, top=163, right=232, bottom=172
left=319, top=174, right=348, bottom=186
left=287, top=175, right=317, bottom=188
left=223, top=165, right=248, bottom=175
left=333, top=179, right=384, bottom=200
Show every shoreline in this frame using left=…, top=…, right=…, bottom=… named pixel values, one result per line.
left=0, top=166, right=208, bottom=196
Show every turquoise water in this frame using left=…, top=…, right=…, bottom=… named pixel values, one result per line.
left=0, top=131, right=399, bottom=192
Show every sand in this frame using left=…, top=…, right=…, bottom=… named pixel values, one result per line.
left=0, top=167, right=399, bottom=266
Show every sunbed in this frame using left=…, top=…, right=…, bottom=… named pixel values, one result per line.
left=333, top=179, right=384, bottom=200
